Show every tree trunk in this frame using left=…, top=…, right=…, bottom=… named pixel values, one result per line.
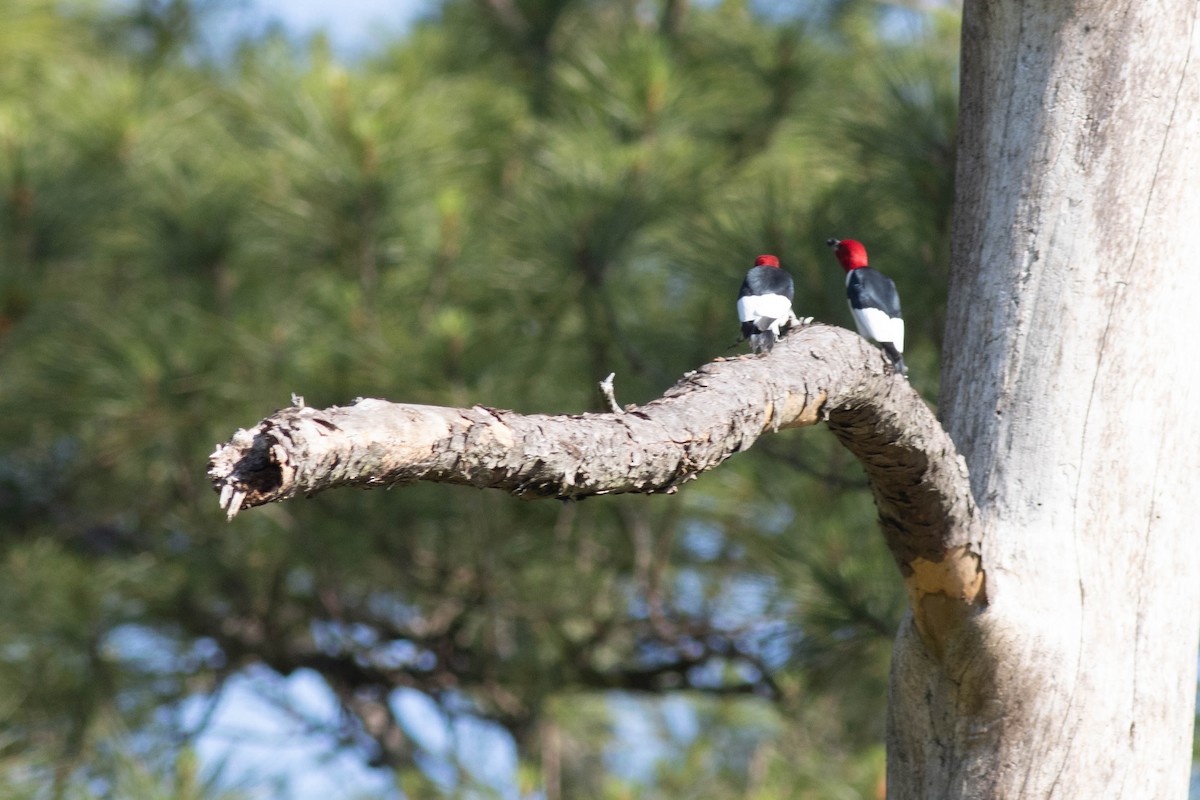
left=889, top=0, right=1200, bottom=797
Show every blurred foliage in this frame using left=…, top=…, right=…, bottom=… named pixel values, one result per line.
left=0, top=0, right=967, bottom=796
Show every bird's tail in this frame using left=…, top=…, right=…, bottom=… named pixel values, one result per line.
left=734, top=319, right=781, bottom=354
left=756, top=330, right=778, bottom=354
left=881, top=343, right=908, bottom=377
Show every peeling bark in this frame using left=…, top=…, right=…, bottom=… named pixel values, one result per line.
left=209, top=324, right=984, bottom=642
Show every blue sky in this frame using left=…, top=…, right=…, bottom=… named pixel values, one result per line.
left=194, top=0, right=434, bottom=57
left=240, top=0, right=429, bottom=48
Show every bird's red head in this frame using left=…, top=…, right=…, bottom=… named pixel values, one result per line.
left=754, top=254, right=781, bottom=268
left=827, top=238, right=868, bottom=271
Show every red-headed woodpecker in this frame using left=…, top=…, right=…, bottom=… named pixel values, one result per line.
left=827, top=238, right=907, bottom=376
left=737, top=254, right=802, bottom=354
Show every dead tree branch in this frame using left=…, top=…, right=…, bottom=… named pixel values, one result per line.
left=209, top=324, right=985, bottom=646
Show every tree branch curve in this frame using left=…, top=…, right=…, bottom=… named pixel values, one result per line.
left=208, top=324, right=986, bottom=641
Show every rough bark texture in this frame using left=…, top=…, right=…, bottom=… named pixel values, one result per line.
left=889, top=0, right=1200, bottom=797
left=209, top=324, right=984, bottom=636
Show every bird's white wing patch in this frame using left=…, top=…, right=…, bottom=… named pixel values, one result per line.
left=738, top=293, right=794, bottom=325
left=850, top=306, right=905, bottom=352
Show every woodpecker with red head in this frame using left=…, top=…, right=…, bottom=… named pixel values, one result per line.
left=827, top=238, right=907, bottom=376
left=736, top=254, right=802, bottom=354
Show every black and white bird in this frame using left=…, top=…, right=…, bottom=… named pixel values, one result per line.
left=827, top=238, right=907, bottom=376
left=736, top=254, right=802, bottom=354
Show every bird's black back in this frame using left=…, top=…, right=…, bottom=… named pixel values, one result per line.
left=739, top=266, right=795, bottom=300
left=846, top=268, right=901, bottom=318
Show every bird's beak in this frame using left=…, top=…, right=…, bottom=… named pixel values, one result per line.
left=825, top=238, right=840, bottom=248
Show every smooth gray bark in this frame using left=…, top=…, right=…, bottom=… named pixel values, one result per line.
left=890, top=0, right=1200, bottom=797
